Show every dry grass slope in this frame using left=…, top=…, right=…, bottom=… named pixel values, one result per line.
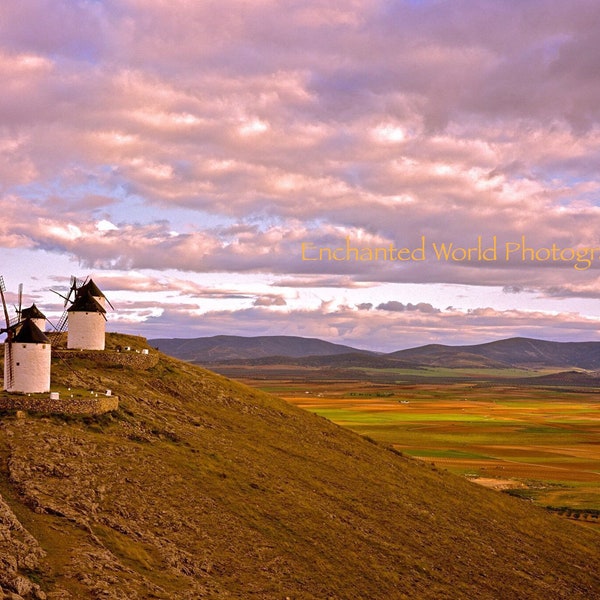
left=0, top=333, right=599, bottom=599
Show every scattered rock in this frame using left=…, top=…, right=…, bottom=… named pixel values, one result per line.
left=6, top=576, right=32, bottom=597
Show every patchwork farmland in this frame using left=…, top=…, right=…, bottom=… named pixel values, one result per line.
left=235, top=374, right=600, bottom=521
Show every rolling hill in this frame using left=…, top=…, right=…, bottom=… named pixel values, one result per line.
left=152, top=334, right=600, bottom=371
left=149, top=334, right=373, bottom=363
left=389, top=337, right=600, bottom=369
left=1, top=334, right=600, bottom=598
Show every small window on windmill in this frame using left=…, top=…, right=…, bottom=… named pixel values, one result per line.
left=16, top=362, right=20, bottom=366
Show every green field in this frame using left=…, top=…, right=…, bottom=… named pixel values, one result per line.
left=237, top=376, right=600, bottom=520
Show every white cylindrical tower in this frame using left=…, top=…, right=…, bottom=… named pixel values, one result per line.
left=67, top=291, right=106, bottom=350
left=67, top=310, right=106, bottom=350
left=4, top=319, right=51, bottom=393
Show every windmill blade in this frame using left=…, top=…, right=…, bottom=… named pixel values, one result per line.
left=4, top=337, right=14, bottom=390
left=50, top=289, right=70, bottom=303
left=67, top=275, right=80, bottom=305
left=50, top=276, right=79, bottom=308
left=0, top=275, right=11, bottom=333
left=16, top=283, right=23, bottom=319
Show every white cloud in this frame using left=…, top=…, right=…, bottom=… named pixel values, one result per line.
left=96, top=219, right=118, bottom=232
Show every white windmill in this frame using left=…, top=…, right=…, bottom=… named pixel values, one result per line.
left=51, top=277, right=113, bottom=351
left=21, top=303, right=47, bottom=332
left=0, top=276, right=51, bottom=394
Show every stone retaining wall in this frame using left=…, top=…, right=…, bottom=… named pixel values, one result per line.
left=0, top=394, right=119, bottom=415
left=53, top=348, right=159, bottom=369
left=0, top=348, right=156, bottom=415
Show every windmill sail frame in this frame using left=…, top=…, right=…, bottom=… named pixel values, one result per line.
left=0, top=276, right=16, bottom=390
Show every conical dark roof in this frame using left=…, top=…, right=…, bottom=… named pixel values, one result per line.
left=21, top=303, right=46, bottom=320
left=77, top=279, right=105, bottom=299
left=13, top=318, right=50, bottom=344
left=67, top=290, right=106, bottom=313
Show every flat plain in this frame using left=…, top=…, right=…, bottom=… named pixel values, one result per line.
left=227, top=366, right=600, bottom=521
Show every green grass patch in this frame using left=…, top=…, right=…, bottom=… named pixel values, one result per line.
left=312, top=408, right=496, bottom=424
left=94, top=524, right=160, bottom=573
left=403, top=448, right=494, bottom=460
left=353, top=366, right=541, bottom=379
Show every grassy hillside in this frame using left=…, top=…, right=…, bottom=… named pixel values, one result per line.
left=1, top=334, right=600, bottom=599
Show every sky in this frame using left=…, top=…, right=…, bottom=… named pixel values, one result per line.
left=1, top=0, right=600, bottom=352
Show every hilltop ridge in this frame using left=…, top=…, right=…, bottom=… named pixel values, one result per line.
left=1, top=334, right=600, bottom=598
left=150, top=334, right=372, bottom=363
left=388, top=336, right=600, bottom=369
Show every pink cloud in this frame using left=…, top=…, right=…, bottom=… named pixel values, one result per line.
left=2, top=0, right=600, bottom=342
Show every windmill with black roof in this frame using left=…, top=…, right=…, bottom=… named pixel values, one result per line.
left=21, top=303, right=47, bottom=332
left=0, top=276, right=51, bottom=393
left=66, top=278, right=112, bottom=350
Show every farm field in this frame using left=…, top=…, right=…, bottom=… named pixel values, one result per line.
left=235, top=373, right=600, bottom=521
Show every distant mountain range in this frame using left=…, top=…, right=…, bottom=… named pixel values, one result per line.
left=149, top=335, right=600, bottom=371
left=149, top=334, right=371, bottom=363
left=388, top=338, right=600, bottom=370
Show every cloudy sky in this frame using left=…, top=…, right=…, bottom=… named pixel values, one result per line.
left=1, top=0, right=600, bottom=352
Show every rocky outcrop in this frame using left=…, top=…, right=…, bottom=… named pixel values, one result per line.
left=0, top=492, right=47, bottom=600
left=4, top=416, right=207, bottom=600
